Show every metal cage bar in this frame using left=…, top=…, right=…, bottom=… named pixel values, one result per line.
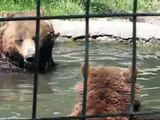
left=129, top=0, right=138, bottom=120
left=82, top=0, right=90, bottom=120
left=2, top=13, right=160, bottom=22
left=0, top=0, right=160, bottom=119
left=32, top=0, right=41, bottom=119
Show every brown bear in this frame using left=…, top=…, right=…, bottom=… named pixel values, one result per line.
left=70, top=64, right=140, bottom=120
left=0, top=11, right=56, bottom=72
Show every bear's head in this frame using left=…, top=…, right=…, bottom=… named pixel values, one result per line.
left=0, top=11, right=56, bottom=72
left=80, top=64, right=139, bottom=83
left=71, top=64, right=140, bottom=118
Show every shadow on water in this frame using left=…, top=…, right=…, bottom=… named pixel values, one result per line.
left=0, top=41, right=160, bottom=119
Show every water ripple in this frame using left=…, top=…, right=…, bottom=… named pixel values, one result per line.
left=1, top=42, right=160, bottom=118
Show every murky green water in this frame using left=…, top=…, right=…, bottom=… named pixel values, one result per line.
left=0, top=41, right=160, bottom=119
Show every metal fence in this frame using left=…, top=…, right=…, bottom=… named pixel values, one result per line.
left=1, top=0, right=160, bottom=120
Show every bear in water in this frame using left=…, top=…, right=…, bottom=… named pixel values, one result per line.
left=70, top=64, right=140, bottom=120
left=0, top=11, right=57, bottom=73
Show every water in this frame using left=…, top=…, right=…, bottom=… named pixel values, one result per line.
left=0, top=41, right=160, bottom=119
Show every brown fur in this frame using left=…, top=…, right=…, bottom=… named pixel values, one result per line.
left=0, top=11, right=56, bottom=72
left=1, top=10, right=45, bottom=18
left=0, top=10, right=45, bottom=28
left=70, top=64, right=140, bottom=120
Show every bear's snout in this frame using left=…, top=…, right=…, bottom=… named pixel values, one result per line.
left=24, top=47, right=35, bottom=63
left=25, top=56, right=34, bottom=63
left=20, top=39, right=35, bottom=63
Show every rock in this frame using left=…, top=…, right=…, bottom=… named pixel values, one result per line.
left=51, top=19, right=160, bottom=43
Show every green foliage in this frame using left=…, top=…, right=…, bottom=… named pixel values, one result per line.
left=0, top=0, right=157, bottom=15
left=0, top=0, right=35, bottom=13
left=43, top=0, right=84, bottom=15
left=137, top=0, right=157, bottom=12
left=90, top=0, right=157, bottom=13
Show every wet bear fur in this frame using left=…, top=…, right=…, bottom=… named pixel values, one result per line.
left=70, top=64, right=141, bottom=120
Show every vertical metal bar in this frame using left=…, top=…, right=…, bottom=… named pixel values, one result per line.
left=129, top=0, right=137, bottom=120
left=82, top=0, right=90, bottom=120
left=32, top=0, right=41, bottom=119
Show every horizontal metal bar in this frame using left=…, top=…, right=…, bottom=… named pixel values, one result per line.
left=13, top=111, right=160, bottom=120
left=44, top=111, right=160, bottom=119
left=1, top=13, right=160, bottom=22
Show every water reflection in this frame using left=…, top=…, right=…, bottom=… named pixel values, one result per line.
left=0, top=42, right=160, bottom=119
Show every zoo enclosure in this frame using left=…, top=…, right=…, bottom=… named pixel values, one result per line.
left=0, top=0, right=160, bottom=120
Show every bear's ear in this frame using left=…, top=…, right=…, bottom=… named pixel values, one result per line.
left=0, top=23, right=8, bottom=36
left=44, top=28, right=55, bottom=43
left=40, top=7, right=46, bottom=16
left=1, top=12, right=15, bottom=18
left=49, top=28, right=55, bottom=38
left=80, top=63, right=92, bottom=77
left=0, top=23, right=8, bottom=44
left=128, top=64, right=139, bottom=76
left=0, top=12, right=14, bottom=27
left=1, top=9, right=45, bottom=18
left=0, top=24, right=8, bottom=55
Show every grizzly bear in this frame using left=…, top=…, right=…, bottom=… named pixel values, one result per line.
left=0, top=11, right=56, bottom=72
left=70, top=64, right=140, bottom=120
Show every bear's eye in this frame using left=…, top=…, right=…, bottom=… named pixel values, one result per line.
left=15, top=39, right=23, bottom=45
left=18, top=39, right=23, bottom=42
left=32, top=37, right=36, bottom=41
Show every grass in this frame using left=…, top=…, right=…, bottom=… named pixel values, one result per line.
left=0, top=0, right=158, bottom=15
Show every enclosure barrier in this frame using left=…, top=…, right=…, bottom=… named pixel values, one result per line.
left=1, top=0, right=160, bottom=120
